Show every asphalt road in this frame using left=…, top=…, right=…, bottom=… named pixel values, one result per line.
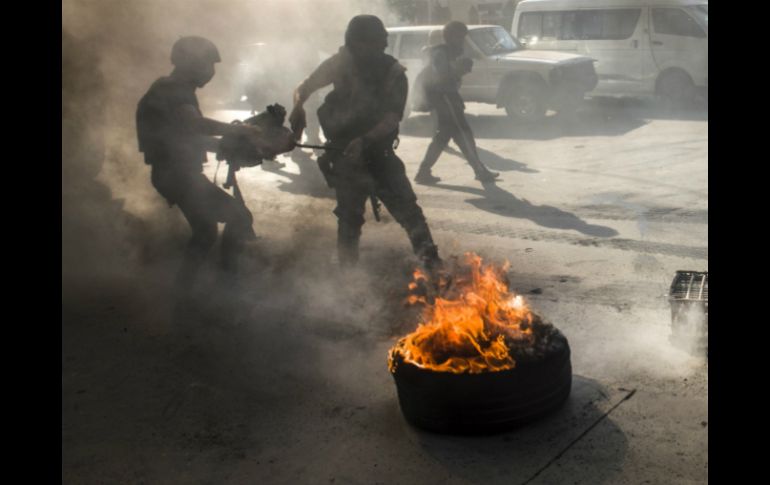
left=62, top=98, right=707, bottom=484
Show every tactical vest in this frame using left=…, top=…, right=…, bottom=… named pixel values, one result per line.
left=136, top=77, right=207, bottom=170
left=317, top=48, right=404, bottom=144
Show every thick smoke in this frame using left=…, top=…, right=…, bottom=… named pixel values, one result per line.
left=62, top=0, right=400, bottom=279
left=62, top=0, right=706, bottom=382
left=62, top=0, right=425, bottom=351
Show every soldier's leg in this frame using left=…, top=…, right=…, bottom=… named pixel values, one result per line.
left=220, top=199, right=255, bottom=273
left=416, top=101, right=453, bottom=181
left=374, top=151, right=440, bottom=267
left=183, top=174, right=255, bottom=275
left=210, top=186, right=255, bottom=274
left=441, top=95, right=499, bottom=180
left=447, top=105, right=485, bottom=173
left=333, top=183, right=368, bottom=266
left=174, top=180, right=220, bottom=290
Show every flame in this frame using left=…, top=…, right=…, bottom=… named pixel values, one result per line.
left=389, top=252, right=535, bottom=374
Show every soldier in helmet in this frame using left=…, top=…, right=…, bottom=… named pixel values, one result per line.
left=414, top=21, right=499, bottom=185
left=136, top=36, right=266, bottom=290
left=289, top=15, right=442, bottom=270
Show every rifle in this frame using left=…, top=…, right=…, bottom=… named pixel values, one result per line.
left=217, top=105, right=382, bottom=223
left=213, top=103, right=295, bottom=244
left=216, top=103, right=295, bottom=200
left=217, top=104, right=293, bottom=181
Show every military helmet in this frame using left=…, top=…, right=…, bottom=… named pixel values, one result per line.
left=171, top=36, right=221, bottom=68
left=344, top=15, right=387, bottom=46
left=443, top=21, right=468, bottom=39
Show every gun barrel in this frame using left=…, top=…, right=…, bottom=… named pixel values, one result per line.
left=294, top=143, right=339, bottom=151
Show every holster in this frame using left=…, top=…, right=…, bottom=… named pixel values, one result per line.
left=317, top=151, right=336, bottom=189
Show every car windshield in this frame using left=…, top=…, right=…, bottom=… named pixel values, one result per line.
left=690, top=5, right=708, bottom=31
left=468, top=26, right=522, bottom=56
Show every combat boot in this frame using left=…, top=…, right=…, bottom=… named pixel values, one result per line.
left=475, top=170, right=500, bottom=182
left=414, top=169, right=441, bottom=185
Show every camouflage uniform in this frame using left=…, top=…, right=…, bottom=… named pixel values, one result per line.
left=298, top=46, right=438, bottom=266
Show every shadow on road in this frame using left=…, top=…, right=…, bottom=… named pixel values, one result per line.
left=405, top=375, right=630, bottom=485
left=433, top=181, right=618, bottom=237
left=442, top=145, right=539, bottom=174
left=262, top=148, right=336, bottom=200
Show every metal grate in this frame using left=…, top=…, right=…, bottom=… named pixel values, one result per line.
left=669, top=271, right=708, bottom=302
left=668, top=270, right=708, bottom=354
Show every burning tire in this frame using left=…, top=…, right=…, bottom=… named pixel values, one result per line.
left=391, top=328, right=571, bottom=434
left=388, top=253, right=572, bottom=435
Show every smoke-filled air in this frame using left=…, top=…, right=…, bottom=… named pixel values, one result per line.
left=63, top=0, right=708, bottom=483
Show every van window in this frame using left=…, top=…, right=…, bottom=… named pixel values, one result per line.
left=542, top=12, right=562, bottom=40
left=601, top=9, right=641, bottom=39
left=399, top=32, right=429, bottom=60
left=519, top=9, right=640, bottom=41
left=580, top=11, right=604, bottom=39
left=652, top=8, right=706, bottom=38
left=519, top=12, right=542, bottom=40
left=561, top=11, right=581, bottom=40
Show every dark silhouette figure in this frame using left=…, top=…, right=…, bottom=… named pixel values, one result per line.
left=289, top=15, right=441, bottom=269
left=136, top=36, right=267, bottom=292
left=415, top=21, right=499, bottom=185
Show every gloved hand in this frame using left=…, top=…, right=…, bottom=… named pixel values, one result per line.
left=289, top=106, right=307, bottom=141
left=342, top=137, right=364, bottom=162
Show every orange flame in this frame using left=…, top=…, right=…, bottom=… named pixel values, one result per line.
left=389, top=252, right=535, bottom=374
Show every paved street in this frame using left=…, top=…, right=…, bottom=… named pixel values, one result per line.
left=62, top=98, right=707, bottom=484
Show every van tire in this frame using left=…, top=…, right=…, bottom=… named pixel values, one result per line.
left=503, top=79, right=546, bottom=123
left=656, top=70, right=695, bottom=109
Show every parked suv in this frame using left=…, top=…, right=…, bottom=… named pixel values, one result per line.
left=386, top=25, right=598, bottom=122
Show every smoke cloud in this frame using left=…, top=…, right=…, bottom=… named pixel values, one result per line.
left=62, top=0, right=706, bottom=385
left=62, top=0, right=402, bottom=279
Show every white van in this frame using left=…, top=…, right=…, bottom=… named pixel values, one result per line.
left=511, top=0, right=707, bottom=104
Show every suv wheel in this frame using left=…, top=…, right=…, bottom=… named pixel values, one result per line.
left=504, top=80, right=546, bottom=122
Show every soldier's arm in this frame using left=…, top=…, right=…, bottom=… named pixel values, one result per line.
left=290, top=54, right=340, bottom=139
left=292, top=55, right=338, bottom=108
